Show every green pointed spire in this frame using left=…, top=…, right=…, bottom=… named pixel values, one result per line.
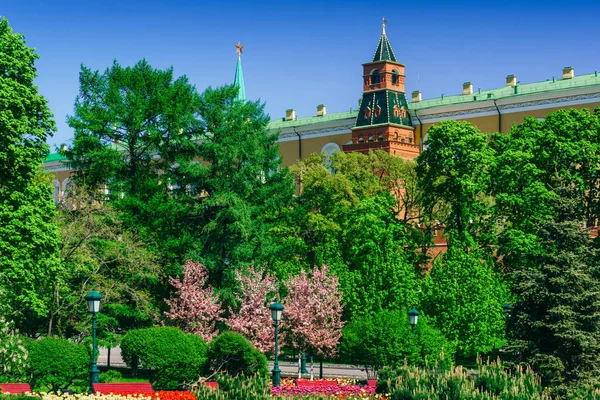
left=372, top=18, right=397, bottom=62
left=234, top=42, right=246, bottom=101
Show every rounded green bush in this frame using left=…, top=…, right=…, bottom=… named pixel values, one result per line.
left=26, top=337, right=89, bottom=392
left=206, top=332, right=268, bottom=377
left=120, top=327, right=207, bottom=390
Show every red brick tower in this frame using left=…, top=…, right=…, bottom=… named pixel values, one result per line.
left=343, top=20, right=420, bottom=159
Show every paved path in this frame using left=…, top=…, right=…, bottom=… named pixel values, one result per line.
left=98, top=346, right=368, bottom=379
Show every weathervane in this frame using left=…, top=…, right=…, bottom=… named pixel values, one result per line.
left=235, top=41, right=244, bottom=60
left=382, top=17, right=388, bottom=35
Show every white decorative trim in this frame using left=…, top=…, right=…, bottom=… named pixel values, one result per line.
left=415, top=93, right=600, bottom=124
left=277, top=125, right=354, bottom=142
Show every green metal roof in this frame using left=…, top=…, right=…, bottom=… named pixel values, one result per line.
left=411, top=72, right=600, bottom=110
left=45, top=152, right=67, bottom=162
left=268, top=110, right=358, bottom=130
left=372, top=33, right=397, bottom=63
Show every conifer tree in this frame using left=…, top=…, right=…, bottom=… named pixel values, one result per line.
left=0, top=17, right=61, bottom=330
left=509, top=182, right=600, bottom=390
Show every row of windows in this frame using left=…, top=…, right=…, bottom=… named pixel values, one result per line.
left=369, top=69, right=401, bottom=85
left=357, top=132, right=413, bottom=144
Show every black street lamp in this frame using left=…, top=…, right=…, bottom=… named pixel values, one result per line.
left=502, top=303, right=513, bottom=319
left=85, top=290, right=103, bottom=388
left=408, top=307, right=420, bottom=334
left=269, top=302, right=284, bottom=387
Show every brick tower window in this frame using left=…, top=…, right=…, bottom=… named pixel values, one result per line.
left=392, top=70, right=399, bottom=85
left=371, top=70, right=380, bottom=85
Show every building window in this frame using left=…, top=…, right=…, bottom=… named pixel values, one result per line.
left=378, top=134, right=384, bottom=141
left=364, top=108, right=371, bottom=119
left=371, top=70, right=380, bottom=85
left=392, top=70, right=399, bottom=85
left=400, top=107, right=407, bottom=119
left=368, top=135, right=374, bottom=142
left=358, top=135, right=364, bottom=143
left=393, top=105, right=400, bottom=117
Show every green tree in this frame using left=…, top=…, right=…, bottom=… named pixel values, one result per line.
left=0, top=17, right=61, bottom=331
left=508, top=183, right=600, bottom=391
left=417, top=120, right=495, bottom=248
left=51, top=186, right=161, bottom=338
left=182, top=85, right=295, bottom=288
left=422, top=247, right=509, bottom=357
left=65, top=59, right=203, bottom=265
left=289, top=151, right=423, bottom=320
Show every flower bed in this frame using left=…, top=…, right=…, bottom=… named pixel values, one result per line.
left=37, top=391, right=196, bottom=400
left=272, top=384, right=377, bottom=398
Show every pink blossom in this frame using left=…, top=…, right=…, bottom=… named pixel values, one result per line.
left=283, top=265, right=345, bottom=357
left=227, top=265, right=279, bottom=353
left=164, top=260, right=222, bottom=342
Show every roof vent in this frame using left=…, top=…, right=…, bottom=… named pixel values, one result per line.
left=285, top=109, right=296, bottom=121
left=462, top=82, right=473, bottom=95
left=506, top=75, right=517, bottom=87
left=412, top=90, right=422, bottom=103
left=563, top=66, right=575, bottom=79
left=316, top=104, right=326, bottom=116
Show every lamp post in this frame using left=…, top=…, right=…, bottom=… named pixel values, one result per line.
left=408, top=307, right=420, bottom=335
left=85, top=290, right=103, bottom=388
left=269, top=302, right=284, bottom=387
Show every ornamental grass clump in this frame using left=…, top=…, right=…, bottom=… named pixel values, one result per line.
left=381, top=357, right=550, bottom=399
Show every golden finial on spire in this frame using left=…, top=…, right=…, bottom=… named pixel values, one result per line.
left=382, top=17, right=388, bottom=35
left=235, top=42, right=244, bottom=59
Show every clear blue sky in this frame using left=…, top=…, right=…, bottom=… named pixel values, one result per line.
left=2, top=0, right=599, bottom=149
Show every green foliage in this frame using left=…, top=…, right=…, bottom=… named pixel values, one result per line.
left=0, top=395, right=38, bottom=400
left=290, top=151, right=424, bottom=320
left=98, top=369, right=123, bottom=383
left=184, top=85, right=295, bottom=289
left=508, top=183, right=600, bottom=391
left=25, top=337, right=88, bottom=393
left=206, top=332, right=268, bottom=377
left=120, top=327, right=207, bottom=389
left=192, top=374, right=271, bottom=400
left=382, top=358, right=544, bottom=400
left=0, top=17, right=61, bottom=332
left=417, top=120, right=495, bottom=246
left=52, top=187, right=161, bottom=338
left=0, top=317, right=28, bottom=382
left=422, top=247, right=509, bottom=357
left=340, top=310, right=452, bottom=378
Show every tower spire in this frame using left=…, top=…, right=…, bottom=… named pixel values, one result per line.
left=372, top=20, right=396, bottom=62
left=233, top=42, right=246, bottom=101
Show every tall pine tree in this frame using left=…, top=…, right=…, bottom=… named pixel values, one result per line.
left=509, top=182, right=600, bottom=390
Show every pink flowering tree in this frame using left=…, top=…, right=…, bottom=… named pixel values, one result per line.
left=164, top=260, right=222, bottom=342
left=227, top=265, right=279, bottom=353
left=283, top=264, right=345, bottom=358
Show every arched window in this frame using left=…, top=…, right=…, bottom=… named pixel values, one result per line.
left=371, top=70, right=380, bottom=85
left=358, top=135, right=364, bottom=143
left=392, top=70, right=399, bottom=85
left=321, top=142, right=341, bottom=172
left=368, top=135, right=375, bottom=142
left=378, top=134, right=384, bottom=141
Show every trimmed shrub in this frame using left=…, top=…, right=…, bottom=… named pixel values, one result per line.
left=98, top=370, right=122, bottom=383
left=0, top=395, right=38, bottom=400
left=340, top=309, right=453, bottom=378
left=25, top=337, right=88, bottom=392
left=120, top=327, right=207, bottom=390
left=206, top=332, right=268, bottom=377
